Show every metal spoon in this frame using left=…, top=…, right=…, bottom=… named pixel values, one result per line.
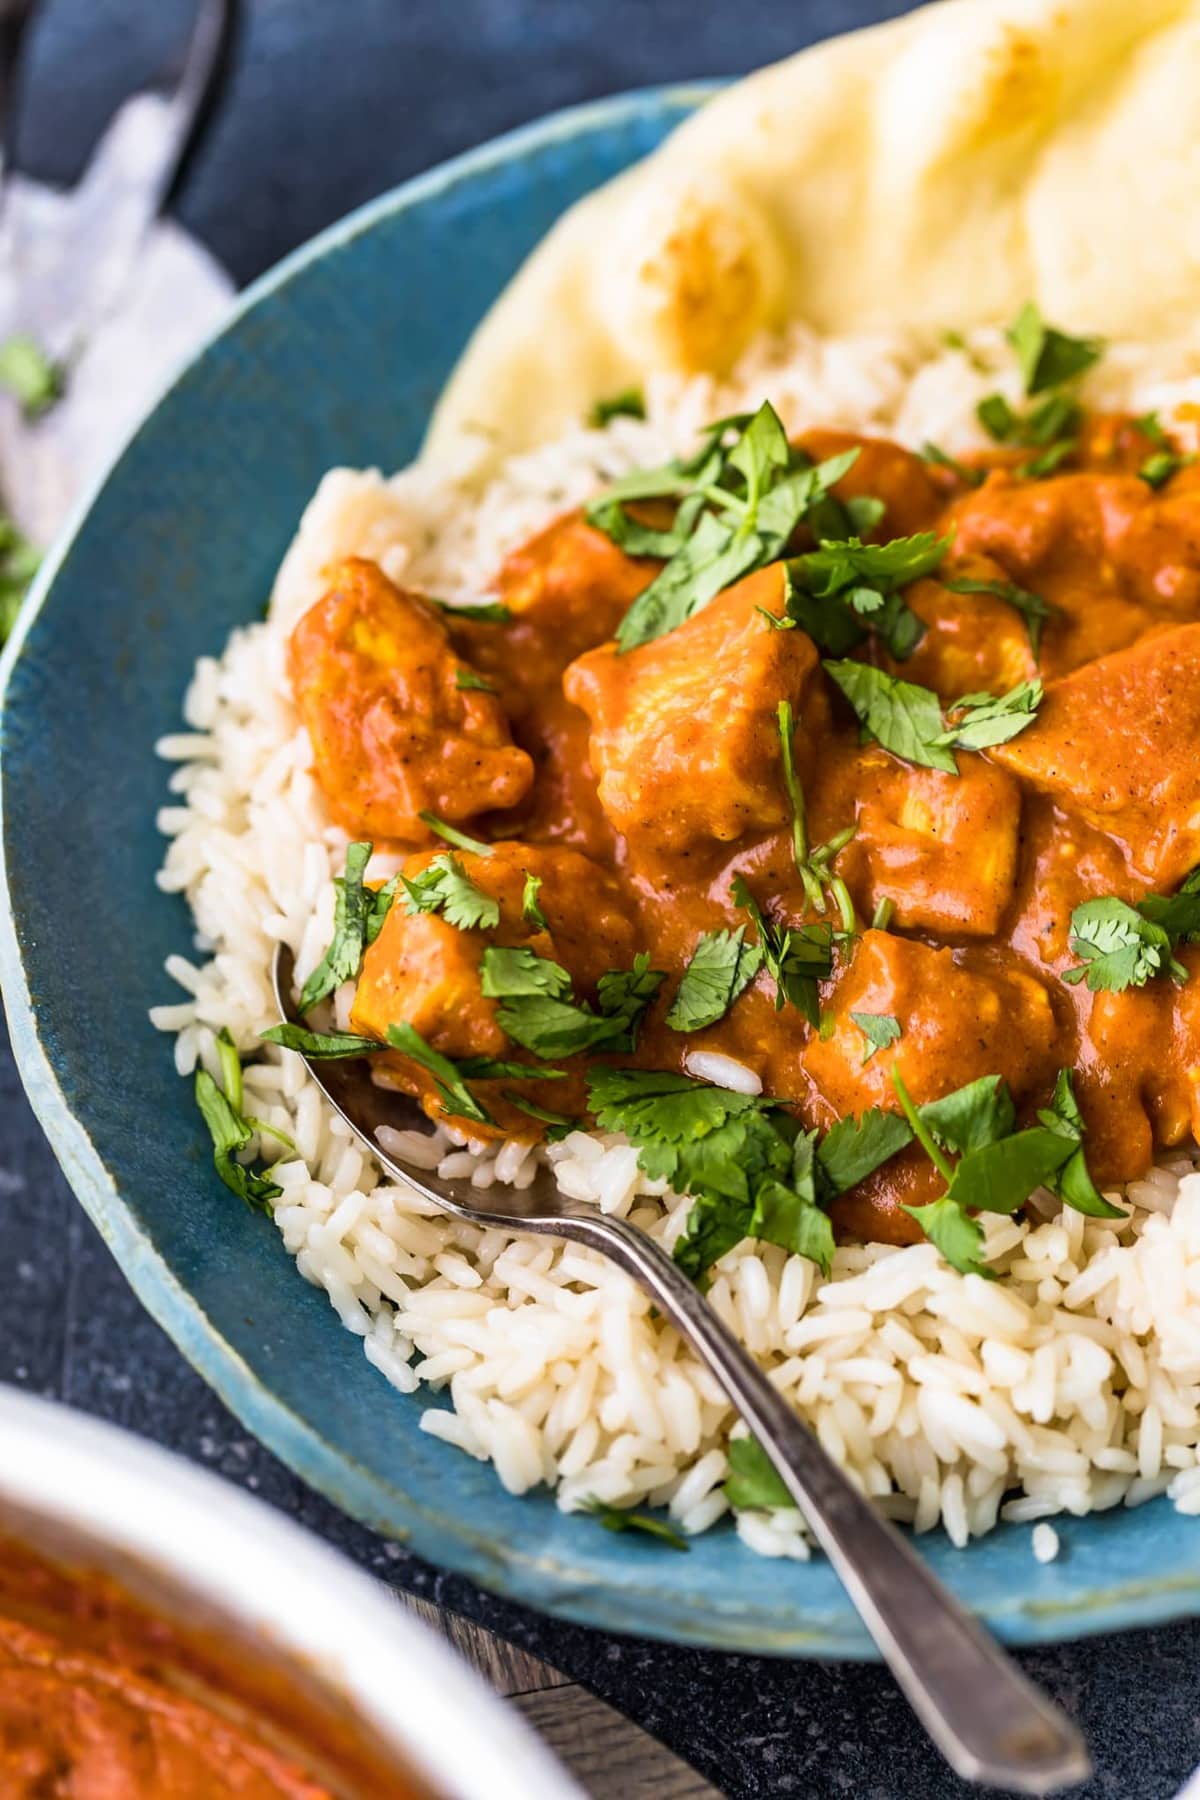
left=271, top=943, right=1090, bottom=1793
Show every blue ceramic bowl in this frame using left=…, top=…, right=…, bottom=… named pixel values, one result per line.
left=3, top=87, right=1199, bottom=1657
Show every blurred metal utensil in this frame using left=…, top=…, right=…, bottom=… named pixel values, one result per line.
left=0, top=0, right=237, bottom=545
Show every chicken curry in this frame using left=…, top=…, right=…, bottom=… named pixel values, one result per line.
left=276, top=320, right=1200, bottom=1281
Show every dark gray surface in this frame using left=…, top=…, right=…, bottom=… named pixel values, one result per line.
left=2, top=4, right=1198, bottom=1797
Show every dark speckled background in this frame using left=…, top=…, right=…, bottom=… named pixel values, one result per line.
left=3, top=4, right=1199, bottom=1795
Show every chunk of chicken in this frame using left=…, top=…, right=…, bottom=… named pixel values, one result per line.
left=991, top=624, right=1200, bottom=886
left=351, top=842, right=639, bottom=1135
left=564, top=565, right=828, bottom=861
left=804, top=930, right=1059, bottom=1122
left=818, top=745, right=1022, bottom=937
left=289, top=557, right=532, bottom=842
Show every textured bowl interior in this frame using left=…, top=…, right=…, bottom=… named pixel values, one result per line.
left=3, top=86, right=1200, bottom=1657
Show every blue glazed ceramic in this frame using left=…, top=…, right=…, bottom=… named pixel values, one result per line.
left=3, top=87, right=1199, bottom=1658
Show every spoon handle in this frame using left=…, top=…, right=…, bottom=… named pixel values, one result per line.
left=561, top=1208, right=1090, bottom=1795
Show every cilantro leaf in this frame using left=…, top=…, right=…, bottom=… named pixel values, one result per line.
left=588, top=388, right=646, bottom=427
left=300, top=843, right=397, bottom=1011
left=0, top=334, right=64, bottom=419
left=1006, top=303, right=1103, bottom=396
left=1063, top=896, right=1183, bottom=992
left=943, top=575, right=1056, bottom=659
left=585, top=1067, right=832, bottom=1281
left=0, top=512, right=41, bottom=645
left=977, top=394, right=1018, bottom=442
left=786, top=532, right=946, bottom=662
left=1140, top=450, right=1187, bottom=489
left=593, top=407, right=862, bottom=651
left=665, top=927, right=763, bottom=1031
left=724, top=1435, right=791, bottom=1511
left=582, top=1498, right=689, bottom=1550
left=904, top=1196, right=988, bottom=1277
left=595, top=954, right=666, bottom=1050
left=454, top=667, right=497, bottom=693
left=434, top=598, right=512, bottom=625
left=587, top=1067, right=769, bottom=1143
left=943, top=1127, right=1077, bottom=1217
left=732, top=875, right=834, bottom=1024
left=503, top=1093, right=578, bottom=1142
left=921, top=442, right=984, bottom=487
left=401, top=852, right=500, bottom=931
left=195, top=1047, right=281, bottom=1215
left=934, top=680, right=1042, bottom=752
left=748, top=1131, right=836, bottom=1274
left=261, top=1023, right=384, bottom=1058
left=919, top=1075, right=1015, bottom=1154
left=851, top=1011, right=901, bottom=1064
left=483, top=948, right=663, bottom=1058
left=817, top=1108, right=912, bottom=1193
left=385, top=1021, right=494, bottom=1126
left=418, top=812, right=494, bottom=856
left=480, top=946, right=572, bottom=999
left=1037, top=1068, right=1124, bottom=1219
left=823, top=660, right=958, bottom=774
left=521, top=870, right=547, bottom=930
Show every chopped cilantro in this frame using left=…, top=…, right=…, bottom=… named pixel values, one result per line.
left=503, top=1093, right=578, bottom=1142
left=732, top=874, right=834, bottom=1026
left=454, top=667, right=497, bottom=693
left=1063, top=894, right=1189, bottom=992
left=481, top=946, right=663, bottom=1058
left=418, top=811, right=495, bottom=856
left=773, top=702, right=858, bottom=924
left=851, top=1011, right=901, bottom=1064
left=785, top=531, right=947, bottom=661
left=920, top=442, right=985, bottom=487
left=977, top=393, right=1018, bottom=442
left=195, top=1035, right=281, bottom=1214
left=0, top=334, right=64, bottom=419
left=974, top=307, right=1101, bottom=480
left=385, top=1021, right=494, bottom=1126
left=944, top=575, right=1056, bottom=659
left=1018, top=438, right=1077, bottom=480
left=823, top=660, right=957, bottom=774
left=0, top=513, right=41, bottom=645
left=581, top=1498, right=689, bottom=1549
left=1006, top=303, right=1103, bottom=396
left=724, top=1436, right=791, bottom=1511
left=934, top=680, right=1042, bottom=752
left=300, top=843, right=397, bottom=1011
left=817, top=1107, right=911, bottom=1194
left=894, top=1061, right=1113, bottom=1271
left=588, top=388, right=646, bottom=427
left=665, top=927, right=763, bottom=1032
left=1139, top=449, right=1193, bottom=489
left=401, top=852, right=500, bottom=931
left=261, top=1023, right=384, bottom=1058
left=521, top=870, right=547, bottom=930
left=586, top=1066, right=834, bottom=1279
left=587, top=404, right=862, bottom=650
left=433, top=598, right=513, bottom=625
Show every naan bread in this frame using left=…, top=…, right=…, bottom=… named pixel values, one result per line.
left=425, top=0, right=1200, bottom=469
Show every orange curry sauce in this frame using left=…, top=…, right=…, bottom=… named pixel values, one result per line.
left=288, top=415, right=1200, bottom=1245
left=0, top=1536, right=424, bottom=1799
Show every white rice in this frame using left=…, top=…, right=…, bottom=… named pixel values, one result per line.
left=153, top=318, right=1200, bottom=1549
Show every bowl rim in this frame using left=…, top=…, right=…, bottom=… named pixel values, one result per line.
left=6, top=80, right=1200, bottom=1663
left=0, top=1385, right=578, bottom=1800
